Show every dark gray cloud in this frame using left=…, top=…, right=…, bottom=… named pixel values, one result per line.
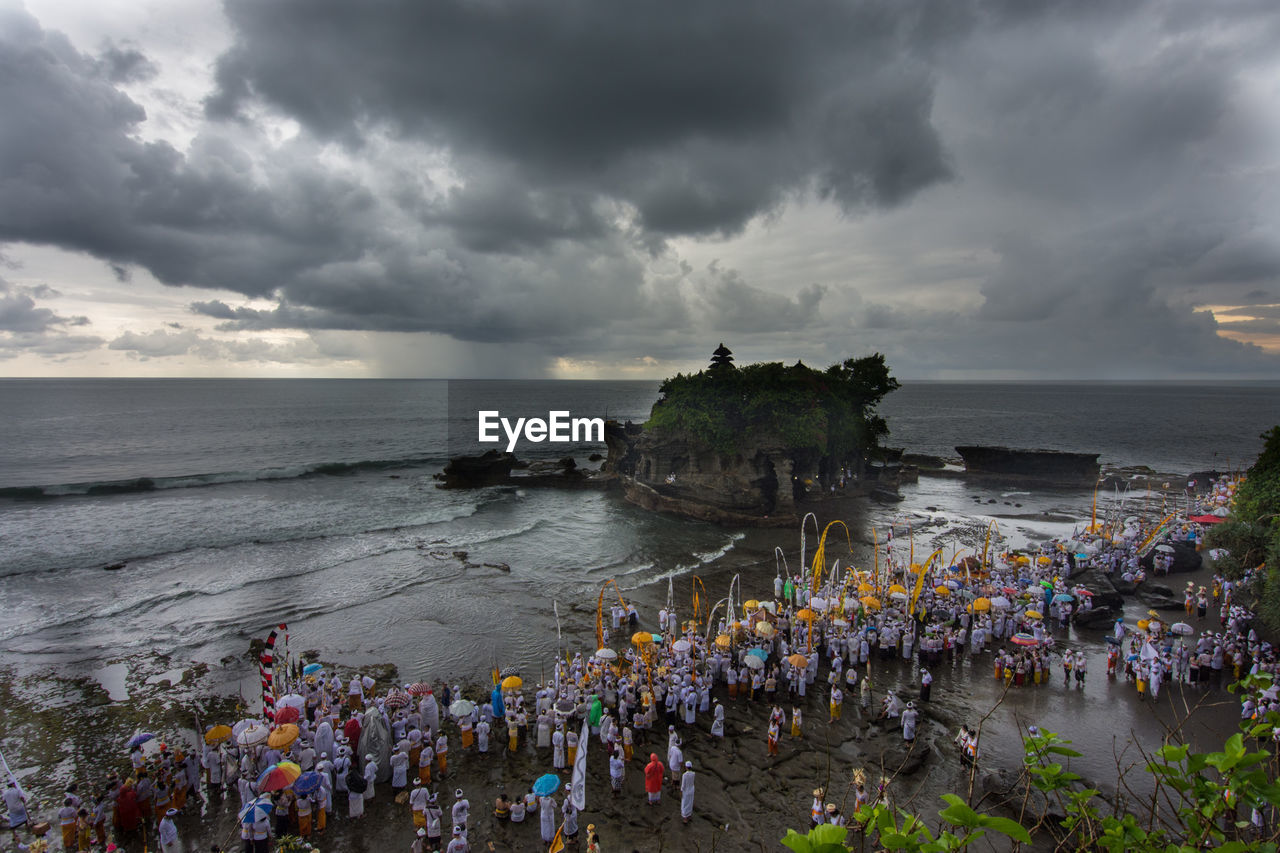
left=0, top=277, right=102, bottom=357
left=3, top=0, right=1279, bottom=375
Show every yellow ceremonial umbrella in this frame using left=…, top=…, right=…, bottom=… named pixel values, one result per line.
left=1037, top=556, right=1052, bottom=566
left=888, top=583, right=908, bottom=595
left=743, top=599, right=760, bottom=611
left=1138, top=618, right=1150, bottom=631
left=631, top=631, right=653, bottom=645
left=266, top=724, right=299, bottom=750
left=795, top=608, right=815, bottom=621
left=1025, top=610, right=1042, bottom=619
left=501, top=675, right=522, bottom=691
left=204, top=725, right=233, bottom=745
left=1016, top=555, right=1030, bottom=566
left=787, top=653, right=809, bottom=668
left=714, top=634, right=732, bottom=649
left=970, top=597, right=991, bottom=612
left=934, top=586, right=951, bottom=596
left=857, top=582, right=874, bottom=594
left=754, top=621, right=776, bottom=638
left=860, top=596, right=881, bottom=611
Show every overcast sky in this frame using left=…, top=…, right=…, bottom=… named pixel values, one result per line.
left=2, top=0, right=1279, bottom=379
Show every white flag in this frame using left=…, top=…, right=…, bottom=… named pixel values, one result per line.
left=570, top=719, right=588, bottom=810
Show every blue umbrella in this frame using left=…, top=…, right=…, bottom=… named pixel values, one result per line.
left=491, top=685, right=506, bottom=721
left=532, top=773, right=560, bottom=797
left=1127, top=653, right=1139, bottom=661
left=292, top=771, right=323, bottom=796
left=239, top=796, right=274, bottom=824
left=1053, top=593, right=1074, bottom=603
left=302, top=663, right=324, bottom=676
left=746, top=648, right=767, bottom=660
left=127, top=732, right=157, bottom=749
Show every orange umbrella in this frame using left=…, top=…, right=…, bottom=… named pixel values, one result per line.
left=266, top=724, right=299, bottom=750
left=795, top=608, right=815, bottom=621
left=787, top=653, right=809, bottom=668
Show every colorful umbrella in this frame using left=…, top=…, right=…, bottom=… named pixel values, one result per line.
left=1011, top=633, right=1039, bottom=647
left=1053, top=593, right=1074, bottom=603
left=743, top=599, right=760, bottom=611
left=203, top=725, right=233, bottom=746
left=273, top=706, right=300, bottom=725
left=127, top=732, right=157, bottom=749
left=888, top=584, right=907, bottom=595
left=292, top=771, right=323, bottom=796
left=933, top=585, right=951, bottom=596
left=1024, top=610, right=1042, bottom=620
left=383, top=690, right=410, bottom=710
left=795, top=608, right=815, bottom=621
left=1074, top=589, right=1094, bottom=597
left=754, top=621, right=776, bottom=638
left=857, top=582, right=874, bottom=594
left=632, top=632, right=654, bottom=645
left=532, top=773, right=561, bottom=796
left=266, top=724, right=299, bottom=750
left=745, top=648, right=768, bottom=660
left=238, top=796, right=274, bottom=824
left=407, top=682, right=432, bottom=696
left=257, top=761, right=301, bottom=793
left=302, top=663, right=324, bottom=676
left=501, top=675, right=523, bottom=691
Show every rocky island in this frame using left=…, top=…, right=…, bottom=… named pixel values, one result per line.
left=607, top=345, right=901, bottom=526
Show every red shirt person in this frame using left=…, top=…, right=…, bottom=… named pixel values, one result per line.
left=644, top=753, right=664, bottom=804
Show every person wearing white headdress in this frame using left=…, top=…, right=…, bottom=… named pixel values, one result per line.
left=710, top=702, right=725, bottom=739
left=901, top=701, right=919, bottom=742
left=680, top=760, right=696, bottom=824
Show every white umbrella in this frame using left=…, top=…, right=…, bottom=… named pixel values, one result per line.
left=742, top=655, right=764, bottom=670
left=236, top=723, right=269, bottom=747
left=449, top=699, right=475, bottom=718
left=760, top=601, right=778, bottom=614
left=990, top=596, right=1012, bottom=610
left=1170, top=622, right=1193, bottom=635
left=810, top=596, right=829, bottom=612
left=672, top=639, right=692, bottom=653
left=276, top=693, right=306, bottom=711
left=889, top=591, right=908, bottom=602
left=1155, top=544, right=1175, bottom=554
left=595, top=648, right=618, bottom=661
left=832, top=618, right=849, bottom=629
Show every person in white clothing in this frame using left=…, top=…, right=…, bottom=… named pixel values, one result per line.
left=680, top=761, right=696, bottom=824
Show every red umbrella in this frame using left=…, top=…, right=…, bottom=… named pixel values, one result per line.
left=273, top=706, right=300, bottom=725
left=256, top=761, right=301, bottom=793
left=383, top=690, right=410, bottom=710
left=407, top=682, right=432, bottom=696
left=1188, top=515, right=1224, bottom=524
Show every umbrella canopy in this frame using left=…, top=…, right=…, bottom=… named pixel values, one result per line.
left=832, top=618, right=849, bottom=629
left=857, top=582, right=874, bottom=594
left=273, top=706, right=300, bottom=725
left=1001, top=586, right=1018, bottom=595
left=1155, top=544, right=1175, bottom=553
left=383, top=690, right=410, bottom=710
left=1170, top=622, right=1194, bottom=635
left=1039, top=580, right=1053, bottom=589
left=1024, top=610, right=1042, bottom=620
left=742, top=655, right=765, bottom=670
left=204, top=725, right=233, bottom=746
left=745, top=648, right=768, bottom=660
left=860, top=596, right=881, bottom=611
left=754, top=622, right=776, bottom=638
left=1037, top=556, right=1052, bottom=566
left=449, top=699, right=475, bottom=718
left=631, top=631, right=653, bottom=645
left=594, top=648, right=618, bottom=661
left=945, top=580, right=961, bottom=590
left=292, top=771, right=323, bottom=796
left=532, top=773, right=561, bottom=797
left=1137, top=619, right=1150, bottom=631
left=257, top=761, right=301, bottom=793
left=889, top=591, right=908, bottom=602
left=1053, top=593, right=1074, bottom=603
left=672, top=640, right=692, bottom=653
left=743, top=599, right=760, bottom=611
left=933, top=585, right=951, bottom=596
left=787, top=653, right=809, bottom=668
left=127, top=732, right=157, bottom=749
left=1011, top=632, right=1039, bottom=647
left=276, top=693, right=306, bottom=711
left=971, top=597, right=991, bottom=612
left=501, top=675, right=523, bottom=690
left=267, top=724, right=299, bottom=750
left=990, top=596, right=1012, bottom=610
left=795, top=608, right=815, bottom=621
left=236, top=724, right=269, bottom=748
left=238, top=796, right=274, bottom=825
left=888, top=584, right=907, bottom=595
left=302, top=663, right=324, bottom=676
left=1074, top=589, right=1094, bottom=597
left=714, top=634, right=732, bottom=649
left=554, top=699, right=576, bottom=715
left=810, top=597, right=829, bottom=612
left=760, top=601, right=778, bottom=614
left=407, top=682, right=433, bottom=696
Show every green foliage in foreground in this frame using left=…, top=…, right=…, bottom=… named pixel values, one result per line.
left=783, top=674, right=1280, bottom=851
left=645, top=354, right=899, bottom=459
left=1208, top=425, right=1280, bottom=631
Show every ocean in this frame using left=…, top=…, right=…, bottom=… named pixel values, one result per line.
left=2, top=378, right=1279, bottom=691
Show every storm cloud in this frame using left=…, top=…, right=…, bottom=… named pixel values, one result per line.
left=1, top=0, right=1279, bottom=376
